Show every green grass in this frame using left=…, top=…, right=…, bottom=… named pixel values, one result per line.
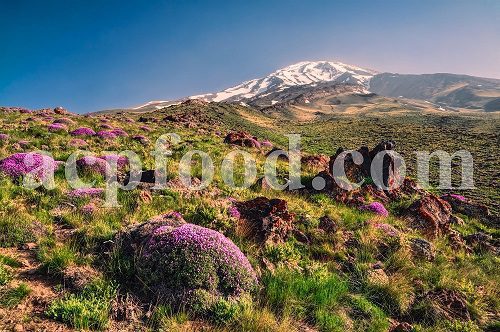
left=0, top=283, right=31, bottom=308
left=46, top=278, right=117, bottom=330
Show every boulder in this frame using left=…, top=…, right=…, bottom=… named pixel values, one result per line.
left=404, top=195, right=452, bottom=238
left=441, top=194, right=498, bottom=227
left=235, top=197, right=295, bottom=244
left=463, top=232, right=499, bottom=254
left=410, top=238, right=436, bottom=261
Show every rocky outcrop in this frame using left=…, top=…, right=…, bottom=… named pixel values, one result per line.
left=441, top=194, right=498, bottom=227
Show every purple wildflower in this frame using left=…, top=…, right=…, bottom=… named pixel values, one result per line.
left=96, top=130, right=117, bottom=140
left=48, top=123, right=68, bottom=132
left=19, top=109, right=32, bottom=114
left=373, top=223, right=399, bottom=237
left=0, top=134, right=9, bottom=141
left=360, top=202, right=389, bottom=217
left=228, top=206, right=241, bottom=219
left=100, top=154, right=129, bottom=168
left=132, top=135, right=148, bottom=144
left=0, top=152, right=55, bottom=181
left=18, top=140, right=30, bottom=148
left=76, top=156, right=109, bottom=174
left=70, top=127, right=96, bottom=136
left=442, top=193, right=466, bottom=202
left=139, top=125, right=151, bottom=132
left=81, top=202, right=98, bottom=215
left=67, top=187, right=104, bottom=199
left=110, top=128, right=128, bottom=137
left=100, top=123, right=113, bottom=129
left=261, top=140, right=273, bottom=147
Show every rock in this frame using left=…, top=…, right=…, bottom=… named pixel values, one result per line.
left=235, top=197, right=295, bottom=244
left=224, top=131, right=261, bottom=148
left=463, top=232, right=499, bottom=254
left=410, top=238, right=436, bottom=261
left=441, top=194, right=497, bottom=227
left=389, top=321, right=413, bottom=332
left=367, top=268, right=389, bottom=285
left=404, top=194, right=452, bottom=238
left=419, top=289, right=471, bottom=321
left=13, top=324, right=24, bottom=332
left=318, top=216, right=338, bottom=234
left=301, top=154, right=329, bottom=169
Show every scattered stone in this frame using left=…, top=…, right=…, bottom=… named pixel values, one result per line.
left=389, top=321, right=413, bottom=332
left=463, top=232, right=499, bottom=254
left=410, top=238, right=436, bottom=261
left=63, top=265, right=101, bottom=291
left=419, top=289, right=471, bottom=321
left=318, top=216, right=338, bottom=234
left=367, top=268, right=389, bottom=285
left=441, top=194, right=497, bottom=227
left=301, top=154, right=329, bottom=169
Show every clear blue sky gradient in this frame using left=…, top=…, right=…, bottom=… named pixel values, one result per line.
left=1, top=0, right=499, bottom=113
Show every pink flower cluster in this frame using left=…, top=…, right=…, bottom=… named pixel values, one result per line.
left=70, top=127, right=96, bottom=136
left=0, top=133, right=9, bottom=141
left=48, top=123, right=67, bottom=132
left=0, top=152, right=56, bottom=181
left=67, top=187, right=104, bottom=199
left=442, top=193, right=466, bottom=202
left=96, top=130, right=117, bottom=140
left=360, top=202, right=389, bottom=217
left=76, top=154, right=129, bottom=175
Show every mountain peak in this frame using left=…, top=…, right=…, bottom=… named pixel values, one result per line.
left=192, top=60, right=378, bottom=102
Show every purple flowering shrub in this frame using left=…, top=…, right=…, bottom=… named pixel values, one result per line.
left=48, top=123, right=68, bottom=132
left=67, top=187, right=104, bottom=199
left=76, top=155, right=129, bottom=175
left=76, top=156, right=109, bottom=175
left=441, top=193, right=466, bottom=202
left=96, top=130, right=117, bottom=140
left=114, top=216, right=257, bottom=312
left=70, top=127, right=96, bottom=136
left=110, top=128, right=128, bottom=137
left=0, top=152, right=55, bottom=181
left=360, top=202, right=389, bottom=217
left=140, top=223, right=257, bottom=309
left=0, top=133, right=9, bottom=141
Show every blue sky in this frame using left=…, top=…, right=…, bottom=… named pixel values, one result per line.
left=1, top=0, right=499, bottom=113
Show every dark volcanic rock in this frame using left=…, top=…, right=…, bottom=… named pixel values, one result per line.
left=318, top=216, right=338, bottom=234
left=224, top=131, right=261, bottom=148
left=235, top=197, right=295, bottom=244
left=404, top=195, right=452, bottom=238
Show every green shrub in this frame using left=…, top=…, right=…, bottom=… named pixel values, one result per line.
left=0, top=264, right=12, bottom=285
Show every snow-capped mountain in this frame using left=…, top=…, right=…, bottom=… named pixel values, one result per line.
left=192, top=61, right=378, bottom=102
